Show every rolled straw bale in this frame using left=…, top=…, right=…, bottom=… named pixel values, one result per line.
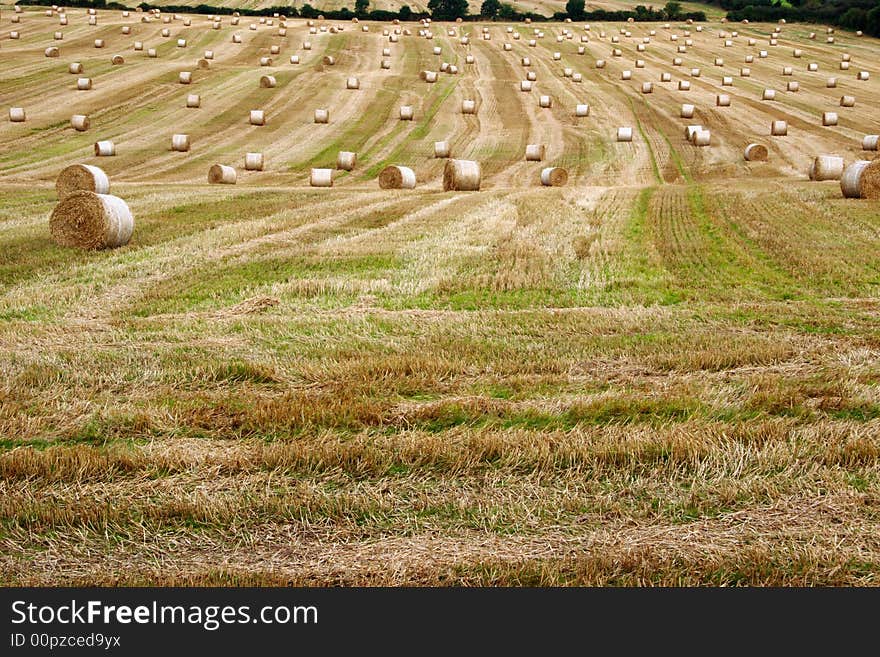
left=827, top=77, right=837, bottom=88
left=762, top=89, right=776, bottom=101
left=840, top=160, right=871, bottom=198
left=461, top=99, right=476, bottom=114
left=290, top=55, right=300, bottom=64
left=822, top=112, right=838, bottom=126
left=621, top=70, right=632, bottom=80
left=94, top=140, right=115, bottom=156
left=49, top=192, right=133, bottom=249
left=685, top=125, right=703, bottom=141
left=716, top=94, right=730, bottom=107
left=526, top=71, right=537, bottom=81
left=745, top=55, right=754, bottom=64
left=314, top=108, right=329, bottom=123
left=520, top=80, right=533, bottom=92
left=171, top=134, right=190, bottom=152
left=55, top=31, right=64, bottom=40
left=840, top=62, right=850, bottom=71
left=680, top=104, right=695, bottom=118
left=858, top=160, right=880, bottom=199
left=111, top=54, right=124, bottom=65
left=45, top=47, right=60, bottom=57
left=178, top=71, right=192, bottom=84
left=177, top=39, right=186, bottom=47
left=147, top=48, right=158, bottom=58
left=232, top=34, right=242, bottom=43
left=840, top=95, right=855, bottom=107
left=260, top=75, right=276, bottom=88
left=133, top=42, right=143, bottom=51
left=744, top=143, right=768, bottom=161
left=596, top=59, right=606, bottom=68
left=8, top=107, right=26, bottom=122
left=208, top=164, right=236, bottom=184
left=77, top=77, right=92, bottom=90
left=244, top=152, right=264, bottom=171
left=771, top=120, right=787, bottom=136
left=575, top=104, right=590, bottom=117
left=862, top=135, right=879, bottom=151
left=857, top=71, right=869, bottom=81
left=346, top=77, right=360, bottom=90
left=808, top=63, right=818, bottom=72
left=541, top=167, right=568, bottom=186
left=302, top=41, right=311, bottom=49
left=690, top=68, right=701, bottom=77
left=94, top=39, right=104, bottom=48
left=184, top=93, right=201, bottom=108
left=197, top=58, right=210, bottom=69
left=808, top=155, right=844, bottom=181
left=678, top=80, right=691, bottom=91
left=525, top=144, right=545, bottom=161
left=70, top=114, right=89, bottom=131
left=56, top=164, right=109, bottom=199
left=259, top=57, right=272, bottom=66
left=660, top=72, right=672, bottom=82
left=378, top=165, right=415, bottom=189
left=722, top=76, right=734, bottom=86
left=310, top=168, right=333, bottom=187
left=249, top=110, right=265, bottom=125
left=434, top=141, right=450, bottom=158
left=269, top=45, right=280, bottom=56
left=399, top=105, right=413, bottom=120
left=842, top=53, right=851, bottom=62
left=337, top=151, right=356, bottom=171
left=642, top=82, right=653, bottom=94
left=539, top=95, right=552, bottom=108
left=693, top=130, right=711, bottom=146
left=68, top=62, right=83, bottom=74
left=787, top=81, right=799, bottom=92
left=443, top=159, right=481, bottom=191
left=617, top=127, right=633, bottom=142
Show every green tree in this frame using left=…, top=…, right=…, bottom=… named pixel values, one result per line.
left=481, top=0, right=501, bottom=18
left=565, top=0, right=585, bottom=20
left=428, top=0, right=469, bottom=20
left=498, top=2, right=518, bottom=19
left=355, top=0, right=369, bottom=15
left=663, top=1, right=682, bottom=18
left=399, top=4, right=413, bottom=19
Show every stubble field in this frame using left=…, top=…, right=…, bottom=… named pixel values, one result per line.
left=1, top=5, right=879, bottom=585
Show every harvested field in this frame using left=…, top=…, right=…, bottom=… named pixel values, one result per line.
left=0, top=6, right=879, bottom=587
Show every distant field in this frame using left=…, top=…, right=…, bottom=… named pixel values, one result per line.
left=1, top=7, right=879, bottom=585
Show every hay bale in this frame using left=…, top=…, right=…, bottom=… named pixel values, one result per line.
left=762, top=89, right=776, bottom=101
left=302, top=41, right=311, bottom=49
left=346, top=77, right=359, bottom=89
left=177, top=39, right=186, bottom=48
left=70, top=114, right=89, bottom=131
left=49, top=192, right=133, bottom=250
left=693, top=130, right=711, bottom=146
left=134, top=42, right=143, bottom=51
left=259, top=57, right=272, bottom=67
left=68, top=62, right=83, bottom=74
left=314, top=108, right=329, bottom=124
left=94, top=39, right=104, bottom=48
left=197, top=59, right=210, bottom=70
left=186, top=94, right=200, bottom=108
left=808, top=155, right=844, bottom=181
left=540, top=167, right=568, bottom=186
left=526, top=71, right=537, bottom=82
left=443, top=159, right=480, bottom=191
left=233, top=34, right=242, bottom=43
left=678, top=81, right=691, bottom=91
left=575, top=104, right=590, bottom=117
left=290, top=55, right=300, bottom=64
left=378, top=165, right=416, bottom=189
left=685, top=125, right=703, bottom=141
left=260, top=75, right=276, bottom=88
left=840, top=160, right=871, bottom=198
left=617, top=127, right=633, bottom=142
left=621, top=70, right=632, bottom=80
left=822, top=112, right=838, bottom=126
left=54, top=31, right=64, bottom=40
left=399, top=105, right=413, bottom=120
left=337, top=151, right=356, bottom=171
left=310, top=168, right=333, bottom=187
left=208, top=164, right=236, bottom=184
left=94, top=140, right=115, bottom=156
left=827, top=77, right=838, bottom=88
left=244, top=153, right=264, bottom=171
left=539, top=95, right=552, bottom=108
left=840, top=95, right=856, bottom=108
left=716, top=94, right=730, bottom=107
left=680, top=104, right=695, bottom=118
left=56, top=163, right=109, bottom=199
left=642, top=82, right=653, bottom=94
left=8, top=107, right=26, bottom=123
left=771, top=120, right=787, bottom=136
left=461, top=99, right=476, bottom=114
left=744, top=143, right=768, bottom=161
left=77, top=77, right=92, bottom=91
left=111, top=55, right=124, bottom=65
left=171, top=134, right=190, bottom=152
left=862, top=135, right=879, bottom=151
left=520, top=80, right=533, bottom=92
left=857, top=71, right=869, bottom=81
left=595, top=59, right=606, bottom=68
left=525, top=144, right=545, bottom=161
left=45, top=47, right=60, bottom=57
left=434, top=141, right=450, bottom=158
left=249, top=110, right=265, bottom=126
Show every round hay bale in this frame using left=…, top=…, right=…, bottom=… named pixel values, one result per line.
left=346, top=77, right=359, bottom=89
left=621, top=70, right=632, bottom=80
left=526, top=71, right=537, bottom=81
left=809, top=155, right=844, bottom=181
left=70, top=114, right=89, bottom=131
left=186, top=94, right=200, bottom=108
left=678, top=81, right=691, bottom=91
left=197, top=59, right=210, bottom=70
left=249, top=110, right=265, bottom=126
left=179, top=71, right=192, bottom=84
left=642, top=82, right=654, bottom=94
left=77, top=77, right=92, bottom=91
left=171, top=134, right=190, bottom=152
left=808, top=63, right=818, bottom=72
left=245, top=152, right=264, bottom=171
left=310, top=168, right=333, bottom=187
left=434, top=141, right=450, bottom=158
left=45, top=47, right=60, bottom=57
left=762, top=89, right=776, bottom=101
left=399, top=105, right=413, bottom=120
left=94, top=39, right=104, bottom=48
left=694, top=129, right=711, bottom=146
left=716, top=94, right=730, bottom=107
left=771, top=120, right=787, bottom=136
left=575, top=104, right=590, bottom=117
left=208, top=164, right=236, bottom=184
left=111, top=55, right=124, bottom=65
left=381, top=58, right=392, bottom=70
left=54, top=31, right=64, bottom=40
left=302, top=41, right=311, bottom=49
left=204, top=50, right=214, bottom=60
left=177, top=39, right=186, bottom=47
left=259, top=57, right=272, bottom=67
left=840, top=160, right=871, bottom=198
left=525, top=144, right=545, bottom=161
left=55, top=163, right=109, bottom=199
left=685, top=125, right=703, bottom=141
left=9, top=107, right=26, bottom=123
left=539, top=95, right=552, bottom=108
left=858, top=160, right=880, bottom=199
left=461, top=99, right=476, bottom=114
left=260, top=75, right=276, bottom=88
left=94, top=141, right=115, bottom=157
left=68, top=62, right=83, bottom=74
left=787, top=81, right=799, bottom=92
left=378, top=165, right=416, bottom=189
left=49, top=192, right=133, bottom=250
left=540, top=167, right=567, bottom=186
left=290, top=55, right=300, bottom=64
left=134, top=42, right=144, bottom=51
left=862, top=135, right=879, bottom=151
left=233, top=34, right=242, bottom=43
left=827, top=77, right=838, bottom=88
left=840, top=62, right=850, bottom=71
left=337, top=151, right=356, bottom=171
left=822, top=112, right=838, bottom=127
left=520, top=80, right=533, bottom=92
left=314, top=108, right=329, bottom=124
left=270, top=45, right=280, bottom=55
left=680, top=104, right=695, bottom=118
left=443, top=159, right=480, bottom=191
left=596, top=59, right=606, bottom=68
left=744, top=143, right=768, bottom=161
left=840, top=95, right=855, bottom=107
left=857, top=71, right=869, bottom=81
left=617, top=127, right=633, bottom=142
